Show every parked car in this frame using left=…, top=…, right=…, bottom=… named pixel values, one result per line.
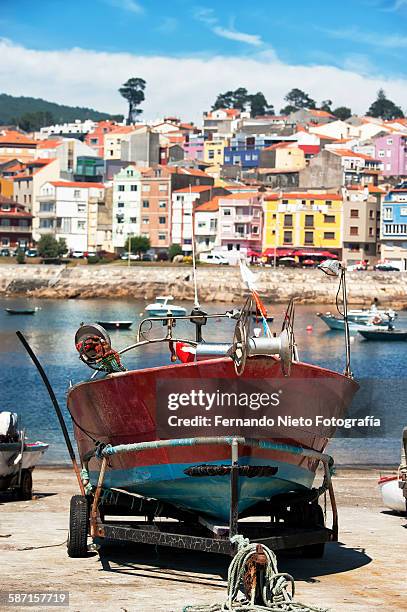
left=85, top=251, right=97, bottom=259
left=71, top=250, right=85, bottom=259
left=374, top=263, right=400, bottom=272
left=25, top=249, right=38, bottom=258
left=347, top=263, right=366, bottom=272
left=120, top=252, right=139, bottom=261
left=0, top=248, right=10, bottom=257
left=199, top=252, right=229, bottom=265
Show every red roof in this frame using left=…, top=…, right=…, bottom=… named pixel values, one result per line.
left=174, top=185, right=212, bottom=193
left=0, top=130, right=37, bottom=146
left=221, top=192, right=260, bottom=200
left=298, top=145, right=320, bottom=154
left=195, top=197, right=220, bottom=212
left=36, top=140, right=62, bottom=149
left=50, top=181, right=105, bottom=189
left=330, top=148, right=379, bottom=161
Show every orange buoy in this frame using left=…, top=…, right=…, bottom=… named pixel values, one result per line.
left=306, top=325, right=313, bottom=332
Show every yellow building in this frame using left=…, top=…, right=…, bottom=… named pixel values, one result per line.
left=262, top=192, right=343, bottom=258
left=262, top=143, right=305, bottom=171
left=0, top=177, right=14, bottom=199
left=203, top=138, right=228, bottom=166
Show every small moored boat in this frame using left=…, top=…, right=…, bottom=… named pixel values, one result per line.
left=145, top=295, right=187, bottom=317
left=378, top=475, right=406, bottom=513
left=5, top=308, right=37, bottom=315
left=347, top=306, right=397, bottom=323
left=358, top=328, right=407, bottom=341
left=317, top=312, right=388, bottom=332
left=97, top=321, right=133, bottom=330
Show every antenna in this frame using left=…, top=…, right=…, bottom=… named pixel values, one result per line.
left=190, top=184, right=200, bottom=308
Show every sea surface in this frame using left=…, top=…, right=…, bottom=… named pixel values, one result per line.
left=0, top=297, right=406, bottom=467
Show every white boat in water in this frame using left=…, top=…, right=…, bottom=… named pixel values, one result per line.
left=347, top=306, right=397, bottom=323
left=144, top=295, right=187, bottom=318
left=378, top=475, right=406, bottom=513
left=316, top=312, right=389, bottom=332
left=0, top=412, right=48, bottom=500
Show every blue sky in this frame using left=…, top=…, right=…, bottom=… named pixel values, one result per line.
left=0, top=0, right=406, bottom=120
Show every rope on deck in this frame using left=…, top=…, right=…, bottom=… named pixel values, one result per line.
left=183, top=536, right=328, bottom=612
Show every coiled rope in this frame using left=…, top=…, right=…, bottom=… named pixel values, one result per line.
left=183, top=536, right=327, bottom=612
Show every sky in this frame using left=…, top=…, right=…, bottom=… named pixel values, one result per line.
left=0, top=0, right=407, bottom=122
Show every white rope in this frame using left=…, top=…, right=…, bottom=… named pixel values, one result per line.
left=183, top=538, right=328, bottom=612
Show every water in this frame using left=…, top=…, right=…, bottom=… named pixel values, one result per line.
left=0, top=297, right=405, bottom=467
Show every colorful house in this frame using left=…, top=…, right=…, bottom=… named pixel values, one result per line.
left=380, top=186, right=407, bottom=270
left=217, top=192, right=263, bottom=254
left=203, top=138, right=228, bottom=166
left=262, top=192, right=342, bottom=259
left=0, top=195, right=32, bottom=250
left=374, top=133, right=407, bottom=177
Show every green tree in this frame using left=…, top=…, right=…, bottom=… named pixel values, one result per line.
left=57, top=238, right=68, bottom=256
left=211, top=87, right=249, bottom=111
left=280, top=88, right=316, bottom=114
left=332, top=106, right=352, bottom=121
left=37, top=235, right=60, bottom=258
left=319, top=99, right=333, bottom=113
left=18, top=111, right=55, bottom=131
left=169, top=243, right=183, bottom=260
left=125, top=235, right=151, bottom=257
left=368, top=89, right=404, bottom=120
left=249, top=92, right=274, bottom=117
left=119, top=77, right=146, bottom=125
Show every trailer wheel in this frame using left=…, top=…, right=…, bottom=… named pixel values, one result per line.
left=303, top=503, right=325, bottom=558
left=16, top=470, right=33, bottom=501
left=67, top=495, right=89, bottom=558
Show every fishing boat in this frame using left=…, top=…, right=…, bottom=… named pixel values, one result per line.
left=67, top=260, right=359, bottom=526
left=144, top=295, right=187, bottom=317
left=96, top=321, right=133, bottom=330
left=358, top=328, right=407, bottom=341
left=0, top=412, right=48, bottom=499
left=317, top=312, right=388, bottom=332
left=378, top=475, right=406, bottom=513
left=347, top=306, right=397, bottom=323
left=5, top=307, right=37, bottom=315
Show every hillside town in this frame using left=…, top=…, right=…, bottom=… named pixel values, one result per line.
left=0, top=104, right=407, bottom=269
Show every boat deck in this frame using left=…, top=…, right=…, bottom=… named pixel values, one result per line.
left=0, top=467, right=405, bottom=611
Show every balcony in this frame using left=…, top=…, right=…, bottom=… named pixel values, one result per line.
left=0, top=225, right=31, bottom=233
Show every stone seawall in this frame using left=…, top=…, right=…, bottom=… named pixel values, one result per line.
left=1, top=264, right=407, bottom=306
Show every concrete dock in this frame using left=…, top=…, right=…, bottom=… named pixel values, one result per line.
left=0, top=467, right=406, bottom=611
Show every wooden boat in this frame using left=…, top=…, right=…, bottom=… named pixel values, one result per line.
left=358, top=328, right=407, bottom=341
left=0, top=412, right=48, bottom=499
left=5, top=308, right=37, bottom=315
left=317, top=312, right=388, bottom=332
left=96, top=321, right=133, bottom=330
left=347, top=307, right=397, bottom=323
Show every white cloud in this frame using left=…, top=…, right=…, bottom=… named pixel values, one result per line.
left=324, top=26, right=407, bottom=49
left=104, top=0, right=144, bottom=14
left=212, top=26, right=262, bottom=47
left=194, top=7, right=263, bottom=47
left=0, top=39, right=406, bottom=123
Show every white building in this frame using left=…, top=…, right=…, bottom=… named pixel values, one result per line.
left=112, top=165, right=142, bottom=249
left=35, top=138, right=99, bottom=174
left=37, top=181, right=105, bottom=251
left=195, top=198, right=219, bottom=253
left=171, top=186, right=213, bottom=252
left=37, top=120, right=96, bottom=139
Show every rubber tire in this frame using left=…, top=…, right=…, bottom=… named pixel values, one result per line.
left=67, top=495, right=89, bottom=558
left=16, top=470, right=33, bottom=501
left=302, top=503, right=326, bottom=558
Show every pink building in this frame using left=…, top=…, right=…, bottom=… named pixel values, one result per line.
left=183, top=134, right=204, bottom=161
left=217, top=192, right=263, bottom=253
left=374, top=133, right=407, bottom=177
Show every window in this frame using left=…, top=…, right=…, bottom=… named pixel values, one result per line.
left=74, top=190, right=81, bottom=198
left=301, top=200, right=306, bottom=205
left=386, top=150, right=392, bottom=158
left=304, top=231, right=314, bottom=244
left=143, top=200, right=149, bottom=208
left=130, top=217, right=137, bottom=223
left=208, top=150, right=214, bottom=159
left=77, top=203, right=86, bottom=213
left=386, top=163, right=391, bottom=171
left=252, top=226, right=259, bottom=234
left=159, top=184, right=167, bottom=192
left=387, top=138, right=393, bottom=145
left=236, top=224, right=245, bottom=236
left=350, top=226, right=359, bottom=236
left=305, top=214, right=314, bottom=228
left=383, top=207, right=393, bottom=220
left=158, top=233, right=166, bottom=240
left=155, top=169, right=162, bottom=177
left=1, top=238, right=9, bottom=246
left=1, top=219, right=10, bottom=226
left=282, top=199, right=288, bottom=205
left=40, top=202, right=55, bottom=213
left=326, top=200, right=332, bottom=207
left=369, top=210, right=374, bottom=219
left=283, top=230, right=292, bottom=244
left=39, top=219, right=54, bottom=228
left=159, top=216, right=166, bottom=224
left=131, top=185, right=137, bottom=191
left=19, top=220, right=28, bottom=227
left=117, top=202, right=124, bottom=208
left=118, top=185, right=125, bottom=192
left=90, top=138, right=98, bottom=145
left=284, top=214, right=293, bottom=227
left=369, top=227, right=374, bottom=237
left=77, top=220, right=85, bottom=230
left=378, top=150, right=385, bottom=158
left=142, top=217, right=149, bottom=224
left=324, top=232, right=335, bottom=240
left=1, top=203, right=10, bottom=211
left=223, top=209, right=231, bottom=216
left=350, top=209, right=359, bottom=218
left=159, top=201, right=166, bottom=209
left=324, top=214, right=335, bottom=223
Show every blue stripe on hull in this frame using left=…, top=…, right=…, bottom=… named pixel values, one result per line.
left=90, top=457, right=314, bottom=521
